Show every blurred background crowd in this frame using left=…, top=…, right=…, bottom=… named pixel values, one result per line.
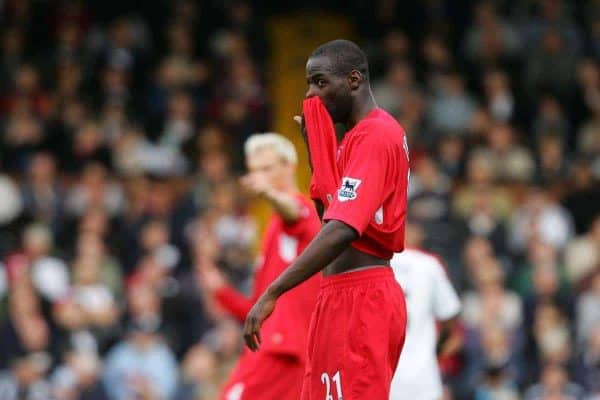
left=0, top=0, right=599, bottom=399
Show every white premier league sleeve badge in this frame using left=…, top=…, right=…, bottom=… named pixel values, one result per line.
left=338, top=177, right=362, bottom=202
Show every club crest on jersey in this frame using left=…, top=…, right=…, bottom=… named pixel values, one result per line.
left=338, top=177, right=362, bottom=202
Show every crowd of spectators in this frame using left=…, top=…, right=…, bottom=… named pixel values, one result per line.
left=0, top=0, right=599, bottom=399
left=0, top=1, right=266, bottom=399
left=363, top=1, right=600, bottom=399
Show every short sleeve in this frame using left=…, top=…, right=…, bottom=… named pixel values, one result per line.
left=323, top=133, right=388, bottom=235
left=431, top=260, right=461, bottom=321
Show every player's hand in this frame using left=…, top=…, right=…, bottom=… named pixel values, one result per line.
left=293, top=115, right=306, bottom=139
left=243, top=292, right=277, bottom=351
left=240, top=173, right=270, bottom=197
left=294, top=114, right=314, bottom=172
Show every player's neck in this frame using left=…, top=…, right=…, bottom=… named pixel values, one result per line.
left=346, top=90, right=377, bottom=131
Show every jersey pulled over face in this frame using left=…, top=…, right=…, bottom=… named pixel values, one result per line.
left=309, top=104, right=410, bottom=260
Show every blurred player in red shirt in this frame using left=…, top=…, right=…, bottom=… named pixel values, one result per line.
left=243, top=40, right=410, bottom=400
left=201, top=133, right=321, bottom=399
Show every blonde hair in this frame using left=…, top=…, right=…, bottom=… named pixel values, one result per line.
left=244, top=133, right=298, bottom=165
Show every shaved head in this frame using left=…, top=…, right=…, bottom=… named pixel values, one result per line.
left=305, top=39, right=374, bottom=125
left=310, top=39, right=370, bottom=82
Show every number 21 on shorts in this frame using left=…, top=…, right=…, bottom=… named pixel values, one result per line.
left=321, top=370, right=343, bottom=400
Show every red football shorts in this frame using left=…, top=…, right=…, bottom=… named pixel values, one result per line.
left=300, top=267, right=407, bottom=400
left=220, top=350, right=304, bottom=400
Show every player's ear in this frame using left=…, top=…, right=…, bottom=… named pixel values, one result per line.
left=348, top=70, right=362, bottom=90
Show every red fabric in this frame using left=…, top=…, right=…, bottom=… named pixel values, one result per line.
left=303, top=96, right=340, bottom=205
left=303, top=97, right=409, bottom=259
left=214, top=285, right=253, bottom=322
left=220, top=351, right=304, bottom=400
left=300, top=267, right=407, bottom=400
left=215, top=194, right=321, bottom=359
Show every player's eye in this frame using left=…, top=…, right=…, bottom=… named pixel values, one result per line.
left=317, top=79, right=326, bottom=88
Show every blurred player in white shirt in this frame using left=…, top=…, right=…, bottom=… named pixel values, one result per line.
left=390, top=222, right=462, bottom=400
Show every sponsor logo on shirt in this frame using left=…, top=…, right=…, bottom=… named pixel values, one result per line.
left=338, top=177, right=362, bottom=202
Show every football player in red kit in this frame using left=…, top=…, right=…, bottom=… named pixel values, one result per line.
left=243, top=40, right=410, bottom=400
left=202, top=133, right=321, bottom=399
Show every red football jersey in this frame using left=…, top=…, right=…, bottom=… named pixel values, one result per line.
left=312, top=107, right=410, bottom=260
left=215, top=194, right=321, bottom=360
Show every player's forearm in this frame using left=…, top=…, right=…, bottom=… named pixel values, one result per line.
left=215, top=286, right=253, bottom=322
left=262, top=189, right=300, bottom=223
left=266, top=220, right=357, bottom=298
